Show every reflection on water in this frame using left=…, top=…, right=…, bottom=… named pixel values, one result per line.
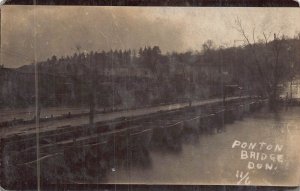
left=106, top=107, right=300, bottom=186
left=2, top=103, right=300, bottom=189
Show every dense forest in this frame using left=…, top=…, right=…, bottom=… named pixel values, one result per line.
left=1, top=35, right=300, bottom=109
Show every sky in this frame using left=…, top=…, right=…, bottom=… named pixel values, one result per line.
left=1, top=6, right=300, bottom=68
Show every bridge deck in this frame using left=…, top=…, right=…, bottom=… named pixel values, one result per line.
left=0, top=96, right=247, bottom=139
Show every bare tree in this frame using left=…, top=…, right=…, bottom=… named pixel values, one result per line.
left=202, top=40, right=216, bottom=53
left=233, top=17, right=294, bottom=109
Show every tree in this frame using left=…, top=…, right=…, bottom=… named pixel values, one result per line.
left=233, top=17, right=295, bottom=110
left=202, top=40, right=215, bottom=53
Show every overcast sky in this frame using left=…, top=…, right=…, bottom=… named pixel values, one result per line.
left=1, top=6, right=300, bottom=68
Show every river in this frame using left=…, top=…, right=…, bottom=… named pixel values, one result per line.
left=106, top=106, right=300, bottom=186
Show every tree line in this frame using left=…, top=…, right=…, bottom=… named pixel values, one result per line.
left=1, top=35, right=300, bottom=109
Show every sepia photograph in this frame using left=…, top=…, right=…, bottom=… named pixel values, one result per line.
left=0, top=6, right=300, bottom=189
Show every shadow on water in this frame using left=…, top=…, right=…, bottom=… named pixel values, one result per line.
left=1, top=99, right=269, bottom=189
